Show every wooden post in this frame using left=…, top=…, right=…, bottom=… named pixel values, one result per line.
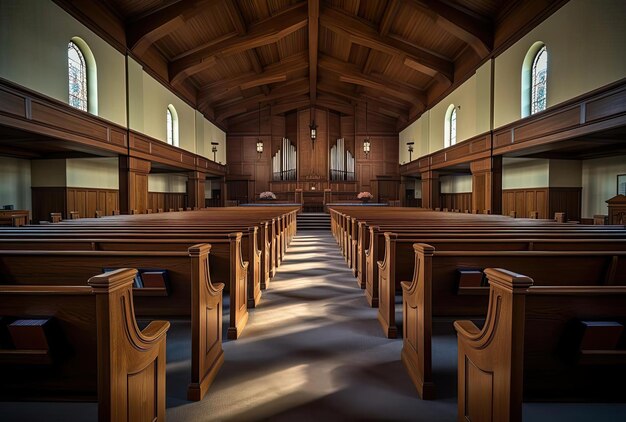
left=420, top=171, right=440, bottom=210
left=187, top=171, right=206, bottom=210
left=470, top=156, right=502, bottom=215
left=119, top=156, right=150, bottom=214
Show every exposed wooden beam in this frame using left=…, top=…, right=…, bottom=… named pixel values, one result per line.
left=216, top=78, right=309, bottom=121
left=405, top=0, right=492, bottom=57
left=379, top=0, right=400, bottom=37
left=240, top=74, right=287, bottom=90
left=271, top=95, right=311, bottom=115
left=225, top=1, right=271, bottom=95
left=246, top=50, right=270, bottom=95
left=320, top=6, right=453, bottom=83
left=357, top=0, right=400, bottom=95
left=169, top=3, right=307, bottom=86
left=224, top=0, right=247, bottom=35
left=317, top=82, right=409, bottom=120
left=308, top=0, right=319, bottom=103
left=126, top=0, right=213, bottom=55
left=198, top=52, right=309, bottom=106
left=319, top=54, right=426, bottom=106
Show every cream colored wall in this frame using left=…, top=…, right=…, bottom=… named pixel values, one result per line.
left=0, top=157, right=32, bottom=210
left=31, top=159, right=67, bottom=187
left=440, top=175, right=472, bottom=193
left=66, top=158, right=118, bottom=189
left=582, top=155, right=626, bottom=217
left=494, top=0, right=626, bottom=128
left=399, top=61, right=491, bottom=162
left=502, top=158, right=549, bottom=189
left=148, top=174, right=188, bottom=193
left=0, top=0, right=126, bottom=125
left=549, top=159, right=582, bottom=187
left=128, top=58, right=226, bottom=161
left=197, top=113, right=227, bottom=164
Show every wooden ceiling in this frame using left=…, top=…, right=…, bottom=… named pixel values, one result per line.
left=60, top=0, right=567, bottom=130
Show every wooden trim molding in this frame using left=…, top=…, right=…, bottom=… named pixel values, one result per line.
left=0, top=77, right=127, bottom=155
left=493, top=78, right=626, bottom=155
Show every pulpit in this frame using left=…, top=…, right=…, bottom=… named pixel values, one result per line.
left=606, top=195, right=626, bottom=225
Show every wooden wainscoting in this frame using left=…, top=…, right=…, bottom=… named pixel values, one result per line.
left=502, top=187, right=581, bottom=220
left=148, top=192, right=187, bottom=211
left=67, top=188, right=119, bottom=219
left=502, top=188, right=549, bottom=219
left=440, top=193, right=472, bottom=212
left=32, top=187, right=119, bottom=221
left=548, top=187, right=582, bottom=222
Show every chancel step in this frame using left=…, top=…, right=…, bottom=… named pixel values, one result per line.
left=297, top=213, right=331, bottom=231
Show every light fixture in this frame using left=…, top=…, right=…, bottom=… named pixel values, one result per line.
left=257, top=103, right=263, bottom=158
left=407, top=141, right=414, bottom=161
left=211, top=142, right=218, bottom=161
left=364, top=101, right=371, bottom=159
left=309, top=106, right=317, bottom=147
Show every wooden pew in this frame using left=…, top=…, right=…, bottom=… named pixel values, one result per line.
left=0, top=243, right=232, bottom=400
left=400, top=244, right=626, bottom=399
left=455, top=268, right=626, bottom=421
left=363, top=224, right=626, bottom=307
left=0, top=226, right=264, bottom=308
left=0, top=268, right=169, bottom=421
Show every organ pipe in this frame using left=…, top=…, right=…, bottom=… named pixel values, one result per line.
left=330, top=138, right=355, bottom=181
left=272, top=137, right=296, bottom=181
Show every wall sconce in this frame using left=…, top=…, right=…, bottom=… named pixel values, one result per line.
left=363, top=137, right=371, bottom=158
left=211, top=142, right=218, bottom=161
left=407, top=141, right=414, bottom=162
left=256, top=139, right=264, bottom=158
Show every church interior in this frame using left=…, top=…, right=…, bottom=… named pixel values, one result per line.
left=1, top=0, right=626, bottom=420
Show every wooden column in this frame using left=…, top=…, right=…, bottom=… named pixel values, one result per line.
left=219, top=176, right=227, bottom=207
left=470, top=156, right=502, bottom=215
left=420, top=171, right=440, bottom=210
left=187, top=171, right=206, bottom=209
left=119, top=156, right=150, bottom=214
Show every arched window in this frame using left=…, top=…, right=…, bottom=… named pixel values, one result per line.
left=67, top=37, right=98, bottom=114
left=68, top=41, right=87, bottom=111
left=444, top=104, right=457, bottom=148
left=530, top=46, right=548, bottom=114
left=166, top=105, right=179, bottom=147
left=522, top=42, right=547, bottom=117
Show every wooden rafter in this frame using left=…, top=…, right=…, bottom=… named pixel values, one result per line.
left=198, top=52, right=309, bottom=106
left=357, top=0, right=400, bottom=95
left=215, top=78, right=309, bottom=121
left=319, top=54, right=426, bottom=106
left=126, top=0, right=213, bottom=55
left=225, top=1, right=272, bottom=96
left=320, top=6, right=453, bottom=84
left=405, top=0, right=492, bottom=57
left=169, top=2, right=307, bottom=86
left=308, top=0, right=319, bottom=103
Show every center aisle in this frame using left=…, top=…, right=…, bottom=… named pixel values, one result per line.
left=167, top=230, right=457, bottom=421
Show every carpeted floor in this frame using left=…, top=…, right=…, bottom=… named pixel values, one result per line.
left=2, top=230, right=626, bottom=421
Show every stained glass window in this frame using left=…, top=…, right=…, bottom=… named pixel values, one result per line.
left=68, top=41, right=87, bottom=111
left=450, top=107, right=457, bottom=146
left=166, top=108, right=173, bottom=145
left=531, top=46, right=547, bottom=115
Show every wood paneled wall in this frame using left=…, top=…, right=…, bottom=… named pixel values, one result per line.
left=440, top=193, right=473, bottom=212
left=147, top=192, right=187, bottom=212
left=226, top=106, right=399, bottom=202
left=502, top=187, right=581, bottom=220
left=32, top=187, right=119, bottom=222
